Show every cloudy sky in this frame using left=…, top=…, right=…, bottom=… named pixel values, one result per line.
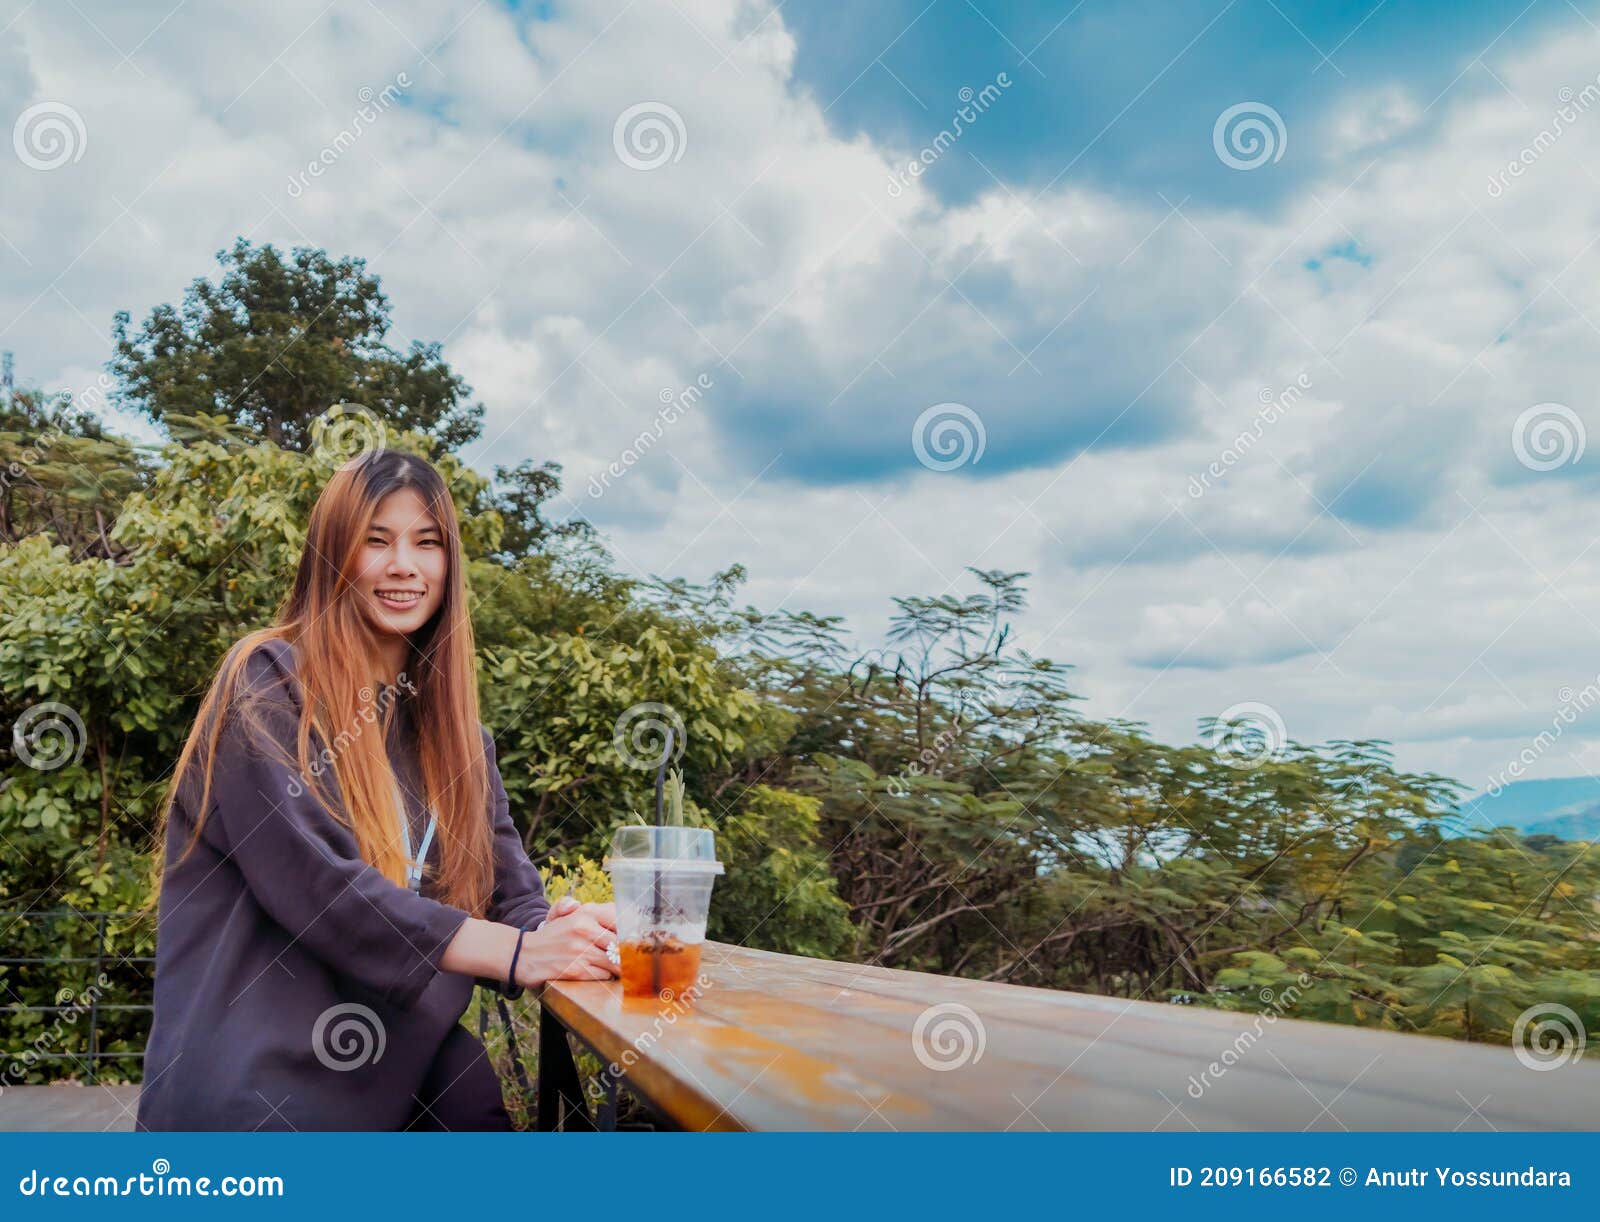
left=5, top=0, right=1600, bottom=796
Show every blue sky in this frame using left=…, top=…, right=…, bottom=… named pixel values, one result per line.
left=6, top=0, right=1600, bottom=793
left=785, top=0, right=1563, bottom=208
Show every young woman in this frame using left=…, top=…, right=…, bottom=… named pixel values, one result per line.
left=136, top=448, right=618, bottom=1132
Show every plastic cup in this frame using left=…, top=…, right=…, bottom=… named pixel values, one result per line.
left=603, top=826, right=723, bottom=1000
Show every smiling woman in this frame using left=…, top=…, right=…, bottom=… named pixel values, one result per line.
left=135, top=448, right=620, bottom=1132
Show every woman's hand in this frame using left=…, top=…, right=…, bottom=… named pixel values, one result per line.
left=543, top=895, right=617, bottom=930
left=512, top=898, right=619, bottom=986
left=572, top=899, right=617, bottom=930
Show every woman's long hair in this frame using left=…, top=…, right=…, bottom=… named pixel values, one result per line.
left=148, top=449, right=495, bottom=916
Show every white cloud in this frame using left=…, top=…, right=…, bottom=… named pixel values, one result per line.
left=1325, top=85, right=1425, bottom=158
left=7, top=0, right=1600, bottom=792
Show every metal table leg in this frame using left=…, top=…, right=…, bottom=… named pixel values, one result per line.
left=536, top=1003, right=597, bottom=1131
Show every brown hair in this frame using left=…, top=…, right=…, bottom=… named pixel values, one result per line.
left=148, top=449, right=494, bottom=915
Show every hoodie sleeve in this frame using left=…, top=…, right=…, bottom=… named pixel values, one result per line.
left=481, top=727, right=552, bottom=934
left=199, top=644, right=471, bottom=1010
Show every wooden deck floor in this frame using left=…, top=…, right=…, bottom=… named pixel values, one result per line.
left=0, top=1085, right=141, bottom=1131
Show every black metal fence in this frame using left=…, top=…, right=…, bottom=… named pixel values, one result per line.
left=0, top=909, right=154, bottom=1085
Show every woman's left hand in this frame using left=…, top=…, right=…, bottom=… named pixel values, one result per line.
left=538, top=896, right=621, bottom=974
left=543, top=896, right=616, bottom=931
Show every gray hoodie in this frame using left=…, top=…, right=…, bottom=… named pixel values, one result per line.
left=135, top=637, right=549, bottom=1130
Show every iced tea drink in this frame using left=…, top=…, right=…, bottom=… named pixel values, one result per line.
left=605, top=825, right=723, bottom=1004
left=618, top=932, right=703, bottom=999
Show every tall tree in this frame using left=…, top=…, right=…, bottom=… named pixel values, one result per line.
left=0, top=379, right=151, bottom=559
left=110, top=238, right=484, bottom=453
left=488, top=458, right=594, bottom=561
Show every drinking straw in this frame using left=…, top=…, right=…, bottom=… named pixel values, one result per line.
left=650, top=728, right=673, bottom=995
left=654, top=729, right=671, bottom=826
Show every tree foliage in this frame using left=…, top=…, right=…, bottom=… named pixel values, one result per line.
left=111, top=239, right=484, bottom=453
left=697, top=569, right=1600, bottom=1052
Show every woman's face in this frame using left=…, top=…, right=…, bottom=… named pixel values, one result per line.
left=353, top=487, right=448, bottom=641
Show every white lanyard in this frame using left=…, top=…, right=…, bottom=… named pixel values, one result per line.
left=390, top=777, right=438, bottom=893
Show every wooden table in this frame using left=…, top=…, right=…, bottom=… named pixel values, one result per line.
left=535, top=941, right=1600, bottom=1131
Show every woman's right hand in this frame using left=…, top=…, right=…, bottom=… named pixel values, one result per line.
left=513, top=907, right=618, bottom=986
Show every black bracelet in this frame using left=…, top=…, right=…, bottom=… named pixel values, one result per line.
left=504, top=922, right=532, bottom=998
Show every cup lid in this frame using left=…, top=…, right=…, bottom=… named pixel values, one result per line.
left=604, top=824, right=723, bottom=873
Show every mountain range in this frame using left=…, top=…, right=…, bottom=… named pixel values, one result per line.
left=1452, top=777, right=1600, bottom=842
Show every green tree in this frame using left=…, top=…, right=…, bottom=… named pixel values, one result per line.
left=110, top=239, right=484, bottom=453
left=485, top=457, right=594, bottom=562
left=1, top=381, right=152, bottom=558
